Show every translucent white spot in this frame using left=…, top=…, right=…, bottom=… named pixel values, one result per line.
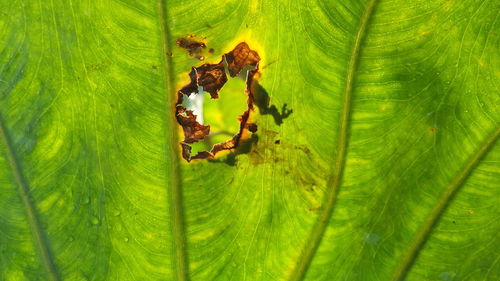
left=185, top=93, right=205, bottom=124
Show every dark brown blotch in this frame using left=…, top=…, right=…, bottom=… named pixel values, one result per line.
left=224, top=42, right=261, bottom=77
left=176, top=36, right=207, bottom=60
left=176, top=107, right=210, bottom=143
left=196, top=61, right=227, bottom=98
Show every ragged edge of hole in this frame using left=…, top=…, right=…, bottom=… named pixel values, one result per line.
left=175, top=42, right=261, bottom=162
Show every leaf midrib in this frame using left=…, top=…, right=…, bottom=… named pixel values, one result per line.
left=157, top=1, right=189, bottom=281
left=288, top=0, right=379, bottom=280
left=0, top=115, right=59, bottom=281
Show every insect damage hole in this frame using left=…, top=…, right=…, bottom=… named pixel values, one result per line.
left=175, top=42, right=261, bottom=162
left=204, top=74, right=248, bottom=141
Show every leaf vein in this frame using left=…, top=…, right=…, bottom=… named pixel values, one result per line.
left=391, top=127, right=500, bottom=281
left=157, top=1, right=189, bottom=280
left=0, top=115, right=60, bottom=281
left=287, top=0, right=379, bottom=280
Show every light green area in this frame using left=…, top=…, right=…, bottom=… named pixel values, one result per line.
left=0, top=0, right=498, bottom=281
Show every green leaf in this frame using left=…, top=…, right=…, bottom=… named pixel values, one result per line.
left=0, top=0, right=498, bottom=280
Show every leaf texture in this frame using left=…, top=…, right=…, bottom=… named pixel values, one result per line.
left=0, top=0, right=498, bottom=280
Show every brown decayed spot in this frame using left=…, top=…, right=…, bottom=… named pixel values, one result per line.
left=176, top=37, right=206, bottom=54
left=176, top=42, right=261, bottom=162
left=179, top=61, right=228, bottom=99
left=179, top=68, right=199, bottom=96
left=196, top=61, right=227, bottom=98
left=175, top=36, right=209, bottom=61
left=175, top=107, right=210, bottom=143
left=246, top=123, right=258, bottom=133
left=224, top=42, right=261, bottom=77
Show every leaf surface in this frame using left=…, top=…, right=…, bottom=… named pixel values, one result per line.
left=0, top=0, right=498, bottom=280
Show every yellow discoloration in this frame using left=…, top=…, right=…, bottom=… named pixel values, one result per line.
left=444, top=0, right=452, bottom=11
left=5, top=269, right=26, bottom=281
left=224, top=32, right=265, bottom=65
left=191, top=229, right=216, bottom=240
left=249, top=0, right=259, bottom=12
left=39, top=193, right=59, bottom=212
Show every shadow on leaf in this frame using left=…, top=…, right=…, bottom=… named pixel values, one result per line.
left=253, top=82, right=293, bottom=126
left=208, top=134, right=259, bottom=166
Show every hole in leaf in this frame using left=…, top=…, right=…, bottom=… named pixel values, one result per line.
left=175, top=42, right=260, bottom=162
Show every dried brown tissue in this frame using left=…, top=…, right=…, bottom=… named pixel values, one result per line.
left=175, top=35, right=208, bottom=61
left=175, top=42, right=261, bottom=162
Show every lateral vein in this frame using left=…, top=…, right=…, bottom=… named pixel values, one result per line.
left=0, top=115, right=59, bottom=281
left=288, top=0, right=378, bottom=280
left=391, top=127, right=500, bottom=281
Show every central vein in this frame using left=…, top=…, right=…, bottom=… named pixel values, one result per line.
left=157, top=1, right=189, bottom=280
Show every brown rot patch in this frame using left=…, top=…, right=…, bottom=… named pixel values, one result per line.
left=224, top=43, right=260, bottom=77
left=245, top=123, right=258, bottom=133
left=179, top=61, right=228, bottom=99
left=176, top=107, right=210, bottom=143
left=176, top=35, right=207, bottom=61
left=176, top=42, right=261, bottom=162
